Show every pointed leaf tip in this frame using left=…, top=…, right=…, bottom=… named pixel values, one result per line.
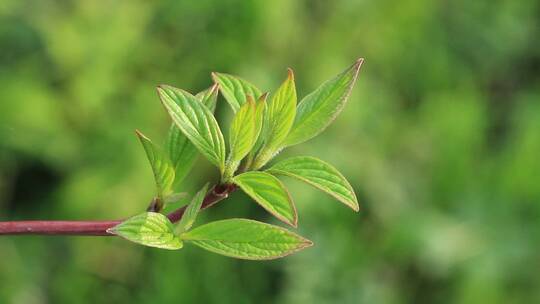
left=283, top=59, right=364, bottom=147
left=287, top=68, right=294, bottom=80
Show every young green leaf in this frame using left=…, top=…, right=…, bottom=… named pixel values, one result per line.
left=244, top=93, right=268, bottom=170
left=135, top=130, right=175, bottom=199
left=176, top=183, right=209, bottom=234
left=165, top=125, right=195, bottom=184
left=165, top=85, right=219, bottom=185
left=195, top=83, right=219, bottom=113
left=229, top=96, right=257, bottom=160
left=224, top=96, right=257, bottom=179
left=158, top=85, right=226, bottom=174
left=181, top=219, right=312, bottom=260
left=253, top=93, right=268, bottom=145
left=265, top=69, right=297, bottom=147
left=267, top=156, right=359, bottom=211
left=253, top=69, right=297, bottom=169
left=212, top=72, right=262, bottom=112
left=233, top=171, right=297, bottom=227
left=107, top=212, right=183, bottom=250
left=284, top=58, right=364, bottom=147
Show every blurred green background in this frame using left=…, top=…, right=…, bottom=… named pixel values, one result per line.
left=1, top=0, right=539, bottom=303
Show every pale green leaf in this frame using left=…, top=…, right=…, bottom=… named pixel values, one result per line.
left=135, top=130, right=175, bottom=198
left=212, top=72, right=262, bottom=112
left=268, top=156, right=359, bottom=211
left=195, top=83, right=219, bottom=112
left=107, top=212, right=183, bottom=250
left=253, top=93, right=268, bottom=147
left=244, top=93, right=268, bottom=170
left=165, top=85, right=219, bottom=184
left=176, top=183, right=209, bottom=234
left=158, top=85, right=226, bottom=174
left=233, top=171, right=297, bottom=226
left=164, top=125, right=196, bottom=184
left=229, top=96, right=257, bottom=162
left=284, top=59, right=364, bottom=147
left=224, top=96, right=257, bottom=179
left=253, top=69, right=297, bottom=169
left=181, top=219, right=312, bottom=260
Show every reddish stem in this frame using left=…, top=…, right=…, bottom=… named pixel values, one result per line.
left=0, top=184, right=236, bottom=236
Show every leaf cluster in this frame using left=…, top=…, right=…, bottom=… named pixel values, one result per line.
left=108, top=59, right=364, bottom=259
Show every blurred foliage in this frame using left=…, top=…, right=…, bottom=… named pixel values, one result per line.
left=1, top=0, right=539, bottom=303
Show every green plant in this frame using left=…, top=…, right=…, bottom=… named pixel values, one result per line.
left=0, top=58, right=363, bottom=260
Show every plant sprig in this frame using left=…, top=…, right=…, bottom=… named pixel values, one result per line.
left=108, top=58, right=364, bottom=260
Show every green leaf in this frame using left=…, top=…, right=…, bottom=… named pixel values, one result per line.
left=195, top=83, right=219, bottom=112
left=224, top=96, right=257, bottom=179
left=229, top=96, right=257, bottom=162
left=253, top=93, right=268, bottom=146
left=135, top=130, right=175, bottom=198
left=267, top=156, right=359, bottom=211
left=212, top=72, right=262, bottom=112
left=284, top=59, right=364, bottom=147
left=165, top=85, right=219, bottom=185
left=244, top=93, right=269, bottom=170
left=107, top=212, right=183, bottom=250
left=253, top=69, right=297, bottom=169
left=181, top=219, right=312, bottom=260
left=164, top=125, right=195, bottom=183
left=233, top=171, right=297, bottom=226
left=176, top=183, right=209, bottom=234
left=158, top=85, right=226, bottom=174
